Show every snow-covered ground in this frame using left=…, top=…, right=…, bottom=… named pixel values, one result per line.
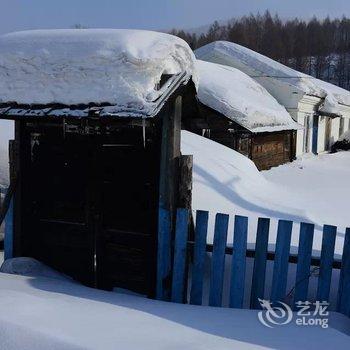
left=182, top=131, right=349, bottom=256
left=0, top=271, right=349, bottom=350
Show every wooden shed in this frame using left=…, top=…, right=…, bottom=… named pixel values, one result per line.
left=185, top=61, right=299, bottom=170
left=0, top=29, right=197, bottom=298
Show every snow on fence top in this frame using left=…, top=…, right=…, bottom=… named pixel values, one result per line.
left=195, top=41, right=350, bottom=116
left=0, top=29, right=196, bottom=117
left=197, top=60, right=299, bottom=132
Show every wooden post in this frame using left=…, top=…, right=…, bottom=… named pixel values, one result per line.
left=157, top=96, right=182, bottom=301
left=13, top=121, right=23, bottom=257
left=178, top=155, right=193, bottom=210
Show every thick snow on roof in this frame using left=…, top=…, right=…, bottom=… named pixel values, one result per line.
left=195, top=41, right=350, bottom=115
left=0, top=29, right=196, bottom=117
left=196, top=60, right=299, bottom=132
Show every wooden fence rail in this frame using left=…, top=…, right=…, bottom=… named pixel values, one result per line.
left=165, top=208, right=350, bottom=318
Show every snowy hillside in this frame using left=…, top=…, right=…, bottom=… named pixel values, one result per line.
left=181, top=131, right=349, bottom=255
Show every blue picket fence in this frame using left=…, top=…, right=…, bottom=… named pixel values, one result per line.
left=161, top=208, right=350, bottom=318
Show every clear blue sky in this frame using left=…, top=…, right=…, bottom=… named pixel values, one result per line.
left=0, top=0, right=349, bottom=35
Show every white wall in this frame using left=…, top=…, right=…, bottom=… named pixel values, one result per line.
left=317, top=116, right=326, bottom=153
left=330, top=117, right=341, bottom=146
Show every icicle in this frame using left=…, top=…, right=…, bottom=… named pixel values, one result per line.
left=142, top=118, right=146, bottom=148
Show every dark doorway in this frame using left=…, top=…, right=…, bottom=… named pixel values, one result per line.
left=21, top=121, right=160, bottom=296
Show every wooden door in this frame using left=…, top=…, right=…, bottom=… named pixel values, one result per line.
left=22, top=123, right=160, bottom=295
left=25, top=129, right=96, bottom=286
left=95, top=129, right=160, bottom=296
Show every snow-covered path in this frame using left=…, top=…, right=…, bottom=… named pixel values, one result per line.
left=0, top=272, right=349, bottom=350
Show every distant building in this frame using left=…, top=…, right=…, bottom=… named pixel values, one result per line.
left=184, top=60, right=299, bottom=170
left=195, top=41, right=350, bottom=156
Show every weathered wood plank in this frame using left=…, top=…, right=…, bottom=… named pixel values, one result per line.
left=337, top=228, right=350, bottom=316
left=178, top=155, right=193, bottom=210
left=157, top=96, right=182, bottom=301
left=171, top=208, right=189, bottom=303
left=316, top=225, right=337, bottom=302
left=190, top=210, right=209, bottom=305
left=271, top=220, right=293, bottom=302
left=250, top=218, right=270, bottom=309
left=4, top=198, right=14, bottom=260
left=209, top=213, right=229, bottom=307
left=229, top=215, right=248, bottom=308
left=156, top=208, right=172, bottom=301
left=293, top=222, right=315, bottom=306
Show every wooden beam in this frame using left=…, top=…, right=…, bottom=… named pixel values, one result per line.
left=157, top=96, right=182, bottom=301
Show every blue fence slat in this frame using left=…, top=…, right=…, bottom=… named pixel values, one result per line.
left=316, top=225, right=337, bottom=302
left=156, top=208, right=172, bottom=301
left=293, top=222, right=315, bottom=306
left=190, top=210, right=209, bottom=305
left=209, top=213, right=229, bottom=307
left=229, top=215, right=248, bottom=308
left=171, top=209, right=190, bottom=303
left=271, top=220, right=293, bottom=302
left=337, top=228, right=350, bottom=316
left=250, top=218, right=270, bottom=309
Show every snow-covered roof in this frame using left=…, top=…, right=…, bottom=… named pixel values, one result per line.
left=195, top=41, right=350, bottom=116
left=0, top=29, right=196, bottom=118
left=196, top=60, right=299, bottom=132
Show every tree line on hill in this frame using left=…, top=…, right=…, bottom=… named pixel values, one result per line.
left=170, top=11, right=350, bottom=90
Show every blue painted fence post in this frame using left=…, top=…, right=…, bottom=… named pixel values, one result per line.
left=337, top=228, right=350, bottom=316
left=209, top=213, right=229, bottom=307
left=250, top=218, right=270, bottom=309
left=271, top=220, right=293, bottom=303
left=229, top=215, right=248, bottom=308
left=316, top=225, right=337, bottom=302
left=4, top=198, right=14, bottom=260
left=156, top=208, right=172, bottom=301
left=171, top=209, right=189, bottom=303
left=190, top=210, right=209, bottom=305
left=293, top=222, right=314, bottom=306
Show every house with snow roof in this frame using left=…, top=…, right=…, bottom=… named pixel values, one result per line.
left=0, top=29, right=197, bottom=298
left=185, top=60, right=299, bottom=170
left=195, top=41, right=350, bottom=156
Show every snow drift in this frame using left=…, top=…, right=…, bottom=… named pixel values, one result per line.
left=195, top=41, right=350, bottom=116
left=196, top=60, right=299, bottom=132
left=0, top=272, right=349, bottom=350
left=0, top=29, right=196, bottom=117
left=181, top=131, right=349, bottom=254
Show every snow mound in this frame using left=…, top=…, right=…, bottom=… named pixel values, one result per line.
left=0, top=272, right=349, bottom=350
left=0, top=257, right=73, bottom=282
left=195, top=41, right=350, bottom=115
left=339, top=130, right=350, bottom=142
left=0, top=29, right=196, bottom=116
left=196, top=60, right=299, bottom=132
left=181, top=131, right=349, bottom=254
